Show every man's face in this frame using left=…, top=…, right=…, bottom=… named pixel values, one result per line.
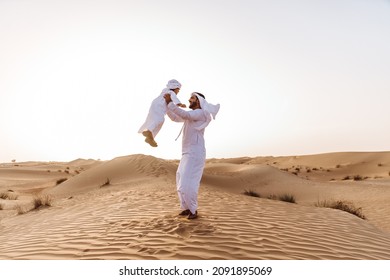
left=188, top=95, right=199, bottom=109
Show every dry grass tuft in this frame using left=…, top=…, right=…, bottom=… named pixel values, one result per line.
left=100, top=178, right=111, bottom=188
left=268, top=194, right=296, bottom=203
left=243, top=189, right=261, bottom=198
left=278, top=194, right=296, bottom=203
left=0, top=191, right=18, bottom=200
left=353, top=175, right=363, bottom=181
left=35, top=195, right=53, bottom=208
left=33, top=195, right=53, bottom=209
left=315, top=199, right=366, bottom=220
left=16, top=205, right=27, bottom=215
left=56, top=178, right=68, bottom=185
left=243, top=190, right=296, bottom=204
left=15, top=195, right=53, bottom=215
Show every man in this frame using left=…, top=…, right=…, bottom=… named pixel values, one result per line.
left=164, top=92, right=220, bottom=219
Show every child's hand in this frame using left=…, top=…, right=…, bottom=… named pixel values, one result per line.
left=179, top=103, right=187, bottom=108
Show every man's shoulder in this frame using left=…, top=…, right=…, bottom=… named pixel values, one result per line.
left=190, top=108, right=206, bottom=118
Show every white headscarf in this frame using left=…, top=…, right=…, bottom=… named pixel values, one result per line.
left=192, top=92, right=220, bottom=130
left=166, top=79, right=182, bottom=90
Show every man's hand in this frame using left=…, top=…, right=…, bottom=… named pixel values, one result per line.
left=163, top=93, right=172, bottom=104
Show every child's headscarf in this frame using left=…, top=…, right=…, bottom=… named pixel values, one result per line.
left=166, top=79, right=182, bottom=90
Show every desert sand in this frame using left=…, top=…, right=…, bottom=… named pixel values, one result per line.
left=1, top=152, right=390, bottom=259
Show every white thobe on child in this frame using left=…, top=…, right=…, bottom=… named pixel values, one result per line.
left=166, top=101, right=209, bottom=214
left=138, top=88, right=181, bottom=138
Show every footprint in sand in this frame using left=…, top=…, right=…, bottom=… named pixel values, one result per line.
left=169, top=223, right=191, bottom=238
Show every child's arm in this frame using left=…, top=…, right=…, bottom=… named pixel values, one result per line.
left=169, top=91, right=182, bottom=105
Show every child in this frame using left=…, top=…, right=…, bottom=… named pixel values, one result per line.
left=138, top=79, right=186, bottom=147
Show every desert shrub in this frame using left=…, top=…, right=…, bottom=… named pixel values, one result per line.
left=336, top=164, right=341, bottom=168
left=243, top=190, right=261, bottom=198
left=0, top=203, right=3, bottom=210
left=353, top=175, right=363, bottom=181
left=342, top=176, right=351, bottom=180
left=33, top=195, right=53, bottom=209
left=0, top=192, right=18, bottom=200
left=56, top=178, right=68, bottom=185
left=100, top=178, right=111, bottom=188
left=0, top=192, right=7, bottom=199
left=16, top=205, right=26, bottom=215
left=315, top=200, right=366, bottom=220
left=243, top=190, right=296, bottom=204
left=278, top=194, right=296, bottom=203
left=267, top=194, right=296, bottom=204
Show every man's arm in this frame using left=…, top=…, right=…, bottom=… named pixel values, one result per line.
left=167, top=109, right=185, bottom=122
left=164, top=93, right=205, bottom=121
left=167, top=102, right=205, bottom=121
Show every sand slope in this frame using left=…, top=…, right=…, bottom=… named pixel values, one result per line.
left=1, top=152, right=390, bottom=259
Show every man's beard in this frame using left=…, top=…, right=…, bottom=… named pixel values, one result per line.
left=189, top=101, right=197, bottom=109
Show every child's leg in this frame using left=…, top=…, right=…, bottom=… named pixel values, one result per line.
left=151, top=121, right=164, bottom=139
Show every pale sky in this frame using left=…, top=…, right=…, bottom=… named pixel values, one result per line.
left=1, top=0, right=389, bottom=163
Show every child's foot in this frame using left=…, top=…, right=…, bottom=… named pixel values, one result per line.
left=142, top=130, right=153, bottom=138
left=145, top=137, right=158, bottom=147
left=142, top=130, right=158, bottom=147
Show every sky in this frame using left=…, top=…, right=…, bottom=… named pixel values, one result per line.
left=0, top=0, right=389, bottom=163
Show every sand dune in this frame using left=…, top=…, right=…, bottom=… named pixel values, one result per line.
left=45, top=154, right=176, bottom=197
left=1, top=152, right=390, bottom=259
